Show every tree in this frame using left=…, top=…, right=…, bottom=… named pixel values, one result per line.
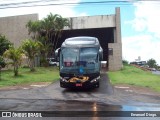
left=38, top=36, right=52, bottom=67
left=39, top=14, right=61, bottom=64
left=3, top=47, right=23, bottom=76
left=21, top=39, right=42, bottom=71
left=0, top=56, right=6, bottom=68
left=26, top=13, right=70, bottom=66
left=53, top=15, right=70, bottom=51
left=0, top=34, right=12, bottom=68
left=147, top=58, right=157, bottom=68
left=26, top=20, right=42, bottom=40
left=40, top=13, right=70, bottom=57
left=26, top=13, right=70, bottom=50
left=40, top=13, right=60, bottom=43
left=0, top=34, right=12, bottom=55
left=122, top=60, right=129, bottom=65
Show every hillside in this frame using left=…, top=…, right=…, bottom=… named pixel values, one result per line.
left=108, top=65, right=160, bottom=92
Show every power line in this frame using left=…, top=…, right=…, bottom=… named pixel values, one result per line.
left=0, top=0, right=159, bottom=6
left=0, top=0, right=128, bottom=6
left=0, top=1, right=131, bottom=9
left=3, top=0, right=160, bottom=10
left=0, top=0, right=58, bottom=6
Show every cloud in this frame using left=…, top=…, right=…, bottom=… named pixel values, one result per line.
left=123, top=1, right=160, bottom=65
left=129, top=1, right=160, bottom=37
left=123, top=34, right=160, bottom=65
left=0, top=0, right=87, bottom=19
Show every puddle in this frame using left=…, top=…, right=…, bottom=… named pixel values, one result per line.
left=23, top=88, right=29, bottom=90
left=125, top=90, right=133, bottom=92
left=122, top=105, right=160, bottom=111
left=54, top=100, right=160, bottom=111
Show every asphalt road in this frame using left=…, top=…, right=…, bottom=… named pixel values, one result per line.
left=0, top=73, right=160, bottom=120
left=152, top=71, right=160, bottom=75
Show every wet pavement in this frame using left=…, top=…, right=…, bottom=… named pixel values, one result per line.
left=152, top=71, right=160, bottom=75
left=0, top=72, right=160, bottom=120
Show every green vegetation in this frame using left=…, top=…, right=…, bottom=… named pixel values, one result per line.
left=0, top=34, right=12, bottom=56
left=108, top=64, right=160, bottom=92
left=0, top=67, right=59, bottom=87
left=0, top=56, right=6, bottom=68
left=21, top=39, right=42, bottom=71
left=26, top=13, right=70, bottom=67
left=0, top=13, right=70, bottom=83
left=122, top=60, right=129, bottom=65
left=147, top=58, right=157, bottom=68
left=3, top=47, right=24, bottom=76
left=0, top=34, right=12, bottom=68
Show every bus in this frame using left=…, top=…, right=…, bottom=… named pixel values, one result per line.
left=55, top=36, right=103, bottom=88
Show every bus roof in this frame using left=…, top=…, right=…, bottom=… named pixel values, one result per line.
left=61, top=36, right=100, bottom=47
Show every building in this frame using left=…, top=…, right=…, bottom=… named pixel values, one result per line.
left=0, top=8, right=122, bottom=71
left=0, top=14, right=38, bottom=47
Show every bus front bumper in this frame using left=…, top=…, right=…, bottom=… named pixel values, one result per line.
left=60, top=77, right=100, bottom=88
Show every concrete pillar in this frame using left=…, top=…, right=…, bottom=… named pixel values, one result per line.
left=115, top=7, right=122, bottom=43
left=108, top=7, right=123, bottom=71
left=108, top=43, right=123, bottom=71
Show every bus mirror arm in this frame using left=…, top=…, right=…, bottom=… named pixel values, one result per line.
left=99, top=47, right=103, bottom=61
left=55, top=48, right=61, bottom=61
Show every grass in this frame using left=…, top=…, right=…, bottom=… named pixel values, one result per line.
left=108, top=64, right=160, bottom=92
left=0, top=67, right=59, bottom=87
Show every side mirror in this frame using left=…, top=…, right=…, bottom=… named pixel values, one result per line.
left=55, top=48, right=61, bottom=61
left=99, top=47, right=103, bottom=61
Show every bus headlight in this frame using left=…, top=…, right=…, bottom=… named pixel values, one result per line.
left=90, top=76, right=100, bottom=83
left=60, top=77, right=68, bottom=82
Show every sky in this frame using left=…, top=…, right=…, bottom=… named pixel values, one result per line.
left=0, top=0, right=160, bottom=65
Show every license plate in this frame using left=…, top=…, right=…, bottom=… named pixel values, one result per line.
left=76, top=83, right=82, bottom=87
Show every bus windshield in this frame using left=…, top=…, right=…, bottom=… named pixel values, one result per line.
left=60, top=47, right=99, bottom=74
